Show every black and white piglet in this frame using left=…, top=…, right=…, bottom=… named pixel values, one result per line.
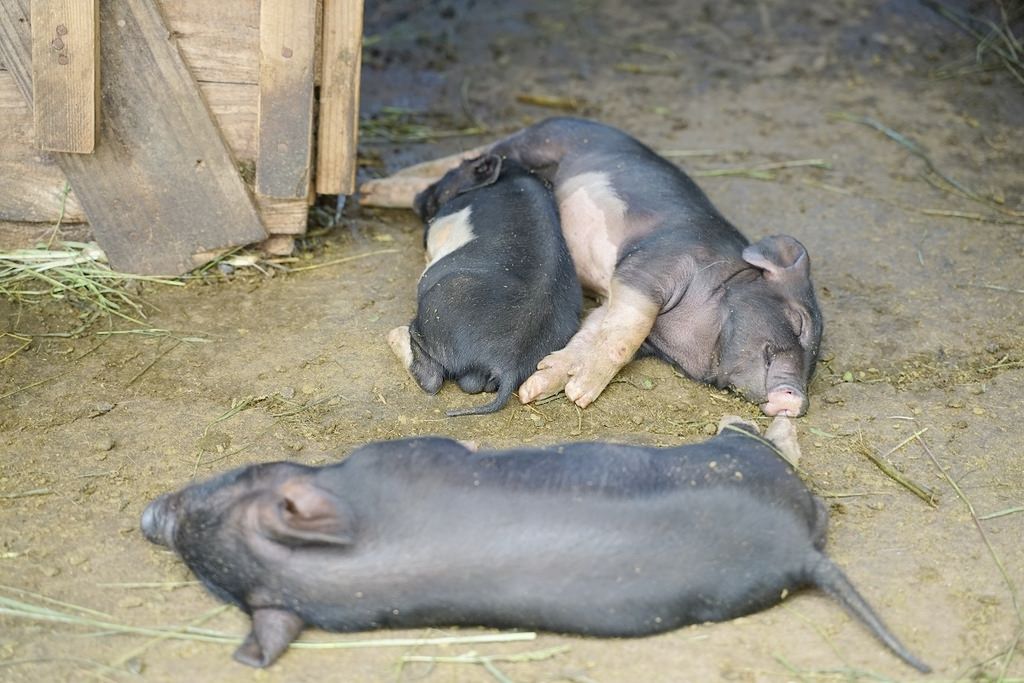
left=363, top=118, right=825, bottom=417
left=141, top=417, right=930, bottom=672
left=386, top=154, right=581, bottom=416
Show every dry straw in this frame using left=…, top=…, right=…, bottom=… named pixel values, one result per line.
left=0, top=241, right=182, bottom=325
left=0, top=586, right=537, bottom=652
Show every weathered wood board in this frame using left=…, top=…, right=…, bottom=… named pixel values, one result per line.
left=0, top=69, right=86, bottom=223
left=0, top=67, right=258, bottom=225
left=256, top=0, right=317, bottom=199
left=0, top=0, right=267, bottom=274
left=0, top=219, right=90, bottom=250
left=256, top=195, right=312, bottom=235
left=158, top=0, right=260, bottom=84
left=30, top=0, right=99, bottom=153
left=316, top=0, right=363, bottom=195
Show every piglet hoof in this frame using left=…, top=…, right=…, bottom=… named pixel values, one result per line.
left=717, top=415, right=760, bottom=435
left=563, top=357, right=621, bottom=409
left=764, top=416, right=802, bottom=468
left=456, top=439, right=480, bottom=452
left=518, top=353, right=573, bottom=403
left=518, top=371, right=566, bottom=403
left=564, top=377, right=600, bottom=408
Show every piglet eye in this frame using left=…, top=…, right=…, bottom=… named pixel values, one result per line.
left=763, top=344, right=773, bottom=368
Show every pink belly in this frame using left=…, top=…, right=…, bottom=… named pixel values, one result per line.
left=556, top=172, right=625, bottom=296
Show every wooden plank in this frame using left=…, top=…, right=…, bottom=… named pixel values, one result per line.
left=30, top=0, right=98, bottom=153
left=155, top=0, right=321, bottom=86
left=199, top=81, right=258, bottom=162
left=0, top=163, right=85, bottom=223
left=255, top=196, right=308, bottom=234
left=0, top=220, right=91, bottom=250
left=3, top=72, right=275, bottom=229
left=0, top=69, right=86, bottom=223
left=158, top=0, right=260, bottom=84
left=256, top=0, right=317, bottom=198
left=0, top=10, right=32, bottom=95
left=316, top=0, right=363, bottom=195
left=0, top=68, right=27, bottom=110
left=0, top=0, right=267, bottom=275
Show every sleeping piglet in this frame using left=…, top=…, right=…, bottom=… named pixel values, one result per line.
left=362, top=118, right=825, bottom=416
left=141, top=417, right=930, bottom=672
left=387, top=153, right=581, bottom=416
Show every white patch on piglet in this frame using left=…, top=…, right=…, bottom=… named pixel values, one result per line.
left=556, top=172, right=624, bottom=295
left=423, top=206, right=475, bottom=275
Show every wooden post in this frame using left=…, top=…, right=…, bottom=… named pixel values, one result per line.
left=256, top=0, right=317, bottom=198
left=316, top=0, right=363, bottom=195
left=30, top=0, right=98, bottom=153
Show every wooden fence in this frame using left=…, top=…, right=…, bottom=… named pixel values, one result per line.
left=0, top=0, right=363, bottom=275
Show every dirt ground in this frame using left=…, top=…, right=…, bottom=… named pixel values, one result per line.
left=2, top=0, right=1023, bottom=681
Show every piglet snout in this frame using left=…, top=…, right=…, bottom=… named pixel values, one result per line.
left=141, top=494, right=177, bottom=549
left=761, top=385, right=807, bottom=417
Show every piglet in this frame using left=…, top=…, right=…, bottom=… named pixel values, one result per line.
left=362, top=118, right=825, bottom=416
left=387, top=154, right=581, bottom=416
left=141, top=418, right=929, bottom=672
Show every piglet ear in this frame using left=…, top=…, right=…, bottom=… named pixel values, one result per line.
left=412, top=186, right=435, bottom=221
left=742, top=235, right=810, bottom=283
left=259, top=479, right=354, bottom=547
left=470, top=154, right=503, bottom=188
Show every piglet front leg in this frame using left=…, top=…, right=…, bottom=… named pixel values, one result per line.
left=233, top=608, right=305, bottom=668
left=518, top=303, right=606, bottom=403
left=564, top=281, right=660, bottom=407
left=520, top=279, right=659, bottom=408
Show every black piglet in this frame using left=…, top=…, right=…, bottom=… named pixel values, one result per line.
left=387, top=154, right=581, bottom=416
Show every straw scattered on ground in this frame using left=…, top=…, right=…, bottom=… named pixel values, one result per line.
left=0, top=586, right=538, bottom=654
left=400, top=645, right=571, bottom=683
left=831, top=112, right=1024, bottom=216
left=0, top=242, right=182, bottom=325
left=853, top=430, right=939, bottom=507
left=923, top=0, right=1024, bottom=88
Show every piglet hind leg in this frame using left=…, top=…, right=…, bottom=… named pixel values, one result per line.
left=357, top=176, right=434, bottom=209
left=387, top=325, right=443, bottom=394
left=562, top=280, right=660, bottom=408
left=233, top=608, right=305, bottom=668
left=359, top=146, right=490, bottom=208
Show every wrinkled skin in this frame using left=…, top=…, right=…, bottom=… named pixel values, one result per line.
left=142, top=417, right=927, bottom=672
left=361, top=118, right=824, bottom=416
